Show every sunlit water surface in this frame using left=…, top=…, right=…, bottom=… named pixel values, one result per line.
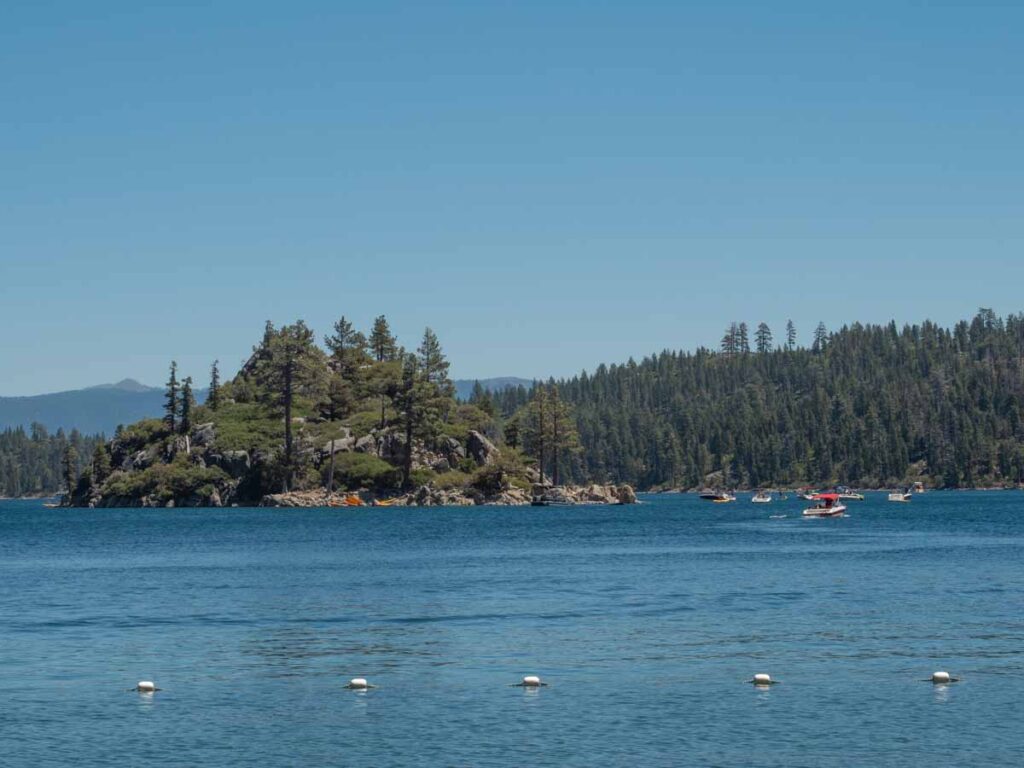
left=1, top=492, right=1022, bottom=766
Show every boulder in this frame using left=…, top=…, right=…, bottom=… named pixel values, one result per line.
left=431, top=458, right=451, bottom=473
left=192, top=422, right=216, bottom=447
left=212, top=450, right=250, bottom=478
left=467, top=430, right=500, bottom=466
left=130, top=449, right=154, bottom=471
left=354, top=435, right=377, bottom=454
left=378, top=431, right=406, bottom=462
left=441, top=437, right=467, bottom=463
left=616, top=484, right=638, bottom=504
left=322, top=437, right=356, bottom=456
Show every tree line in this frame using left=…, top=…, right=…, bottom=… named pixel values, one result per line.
left=539, top=310, right=1024, bottom=489
left=0, top=424, right=104, bottom=497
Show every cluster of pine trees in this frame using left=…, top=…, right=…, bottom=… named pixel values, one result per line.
left=210, top=315, right=465, bottom=491
left=0, top=424, right=103, bottom=497
left=546, top=309, right=1024, bottom=490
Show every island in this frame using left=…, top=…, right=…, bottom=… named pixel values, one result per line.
left=64, top=316, right=636, bottom=508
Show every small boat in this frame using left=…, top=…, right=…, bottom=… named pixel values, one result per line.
left=836, top=486, right=864, bottom=501
left=797, top=489, right=819, bottom=501
left=328, top=494, right=366, bottom=507
left=751, top=491, right=772, bottom=503
left=42, top=502, right=60, bottom=508
left=699, top=490, right=736, bottom=503
left=802, top=493, right=847, bottom=518
left=911, top=481, right=925, bottom=494
left=531, top=495, right=573, bottom=506
left=372, top=498, right=398, bottom=507
left=888, top=491, right=912, bottom=503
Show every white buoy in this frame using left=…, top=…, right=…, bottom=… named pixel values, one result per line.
left=137, top=681, right=156, bottom=692
left=932, top=671, right=951, bottom=684
left=347, top=678, right=369, bottom=689
left=752, top=673, right=774, bottom=686
left=522, top=675, right=542, bottom=687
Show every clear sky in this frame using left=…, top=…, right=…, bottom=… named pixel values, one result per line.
left=2, top=1, right=1023, bottom=395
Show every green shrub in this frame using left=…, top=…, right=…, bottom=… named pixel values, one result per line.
left=328, top=452, right=401, bottom=492
left=434, top=470, right=471, bottom=490
left=102, top=462, right=229, bottom=503
left=210, top=402, right=281, bottom=452
left=409, top=468, right=436, bottom=488
left=115, top=419, right=167, bottom=453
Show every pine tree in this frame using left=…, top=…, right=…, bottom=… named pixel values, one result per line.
left=164, top=361, right=179, bottom=432
left=755, top=322, right=773, bottom=354
left=321, top=374, right=356, bottom=493
left=180, top=376, right=195, bottom=435
left=721, top=323, right=739, bottom=356
left=208, top=360, right=221, bottom=411
left=417, top=327, right=455, bottom=424
left=254, top=321, right=328, bottom=491
left=503, top=415, right=521, bottom=450
left=91, top=443, right=111, bottom=485
left=392, top=353, right=443, bottom=487
left=548, top=384, right=581, bottom=486
left=325, top=316, right=369, bottom=380
left=737, top=322, right=750, bottom=354
left=369, top=315, right=399, bottom=362
left=522, top=385, right=552, bottom=484
left=813, top=322, right=828, bottom=353
left=786, top=319, right=797, bottom=350
left=62, top=444, right=79, bottom=502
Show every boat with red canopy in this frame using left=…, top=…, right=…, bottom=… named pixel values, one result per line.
left=802, top=492, right=846, bottom=518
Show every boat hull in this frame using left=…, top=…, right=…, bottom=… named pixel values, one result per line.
left=802, top=503, right=847, bottom=517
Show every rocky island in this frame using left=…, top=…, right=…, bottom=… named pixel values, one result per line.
left=66, top=317, right=635, bottom=509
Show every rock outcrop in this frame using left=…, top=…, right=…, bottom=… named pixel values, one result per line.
left=467, top=430, right=500, bottom=466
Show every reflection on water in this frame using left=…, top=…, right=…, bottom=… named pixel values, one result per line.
left=0, top=493, right=1022, bottom=766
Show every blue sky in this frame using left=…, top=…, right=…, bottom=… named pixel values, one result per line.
left=2, top=1, right=1023, bottom=395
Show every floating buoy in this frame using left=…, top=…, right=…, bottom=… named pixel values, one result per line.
left=345, top=678, right=373, bottom=690
left=136, top=681, right=157, bottom=692
left=749, top=673, right=777, bottom=686
left=513, top=675, right=547, bottom=687
left=930, top=671, right=959, bottom=684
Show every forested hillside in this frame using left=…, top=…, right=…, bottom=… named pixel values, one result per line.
left=0, top=425, right=104, bottom=497
left=540, top=310, right=1024, bottom=490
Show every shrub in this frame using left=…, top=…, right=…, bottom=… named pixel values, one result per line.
left=434, top=470, right=471, bottom=491
left=409, top=468, right=436, bottom=488
left=328, top=452, right=401, bottom=492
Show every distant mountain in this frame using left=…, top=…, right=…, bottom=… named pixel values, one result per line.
left=0, top=380, right=206, bottom=436
left=0, top=375, right=514, bottom=435
left=453, top=377, right=533, bottom=401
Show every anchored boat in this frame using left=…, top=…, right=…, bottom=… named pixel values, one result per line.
left=802, top=493, right=846, bottom=518
left=699, top=490, right=736, bottom=503
left=751, top=490, right=772, bottom=503
left=888, top=491, right=912, bottom=503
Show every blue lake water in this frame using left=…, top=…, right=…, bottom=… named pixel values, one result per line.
left=1, top=492, right=1022, bottom=766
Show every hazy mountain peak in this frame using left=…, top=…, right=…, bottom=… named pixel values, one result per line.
left=86, top=378, right=157, bottom=393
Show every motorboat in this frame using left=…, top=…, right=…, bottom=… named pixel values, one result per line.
left=834, top=485, right=864, bottom=500
left=699, top=490, right=736, bottom=503
left=802, top=493, right=847, bottom=517
left=888, top=491, right=912, bottom=503
left=751, top=491, right=772, bottom=503
left=911, top=482, right=925, bottom=494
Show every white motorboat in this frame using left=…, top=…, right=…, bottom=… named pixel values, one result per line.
left=802, top=493, right=847, bottom=518
left=888, top=491, right=912, bottom=502
left=751, top=491, right=772, bottom=503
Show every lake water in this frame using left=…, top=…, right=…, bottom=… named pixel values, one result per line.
left=1, top=492, right=1022, bottom=766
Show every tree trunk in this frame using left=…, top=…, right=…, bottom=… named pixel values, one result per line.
left=284, top=363, right=293, bottom=492
left=404, top=418, right=414, bottom=488
left=327, top=443, right=336, bottom=497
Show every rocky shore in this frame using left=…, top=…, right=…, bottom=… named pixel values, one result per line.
left=261, top=482, right=637, bottom=508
